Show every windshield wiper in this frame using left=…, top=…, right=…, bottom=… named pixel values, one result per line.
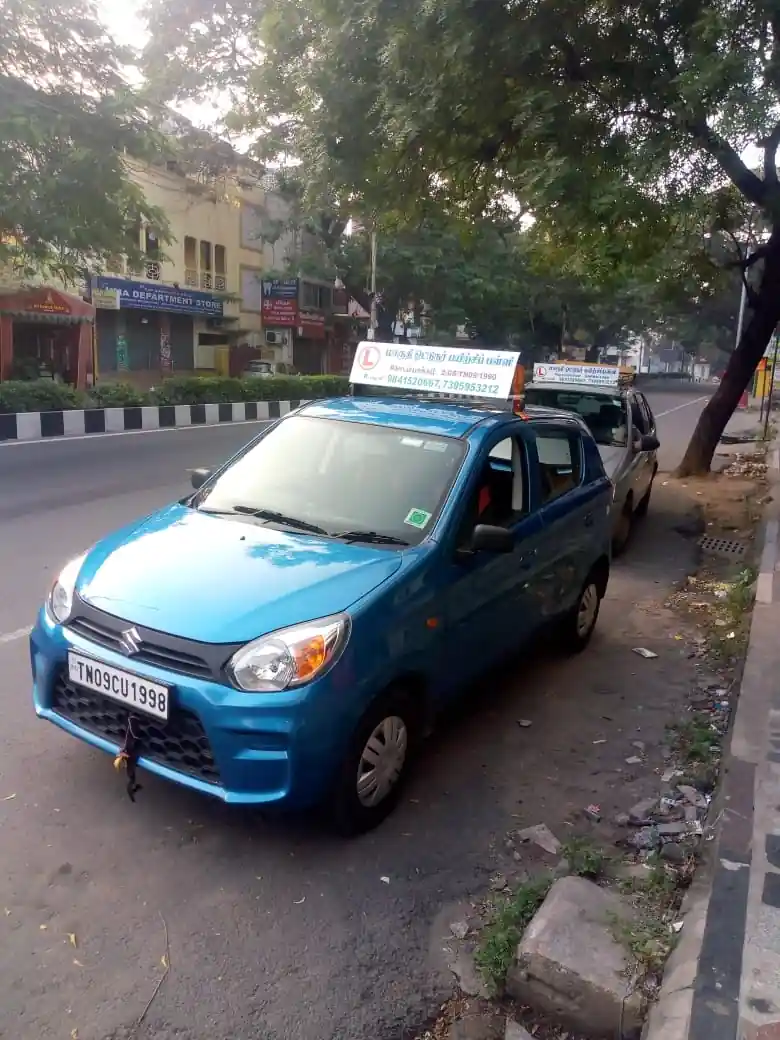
left=231, top=506, right=328, bottom=534
left=331, top=530, right=410, bottom=546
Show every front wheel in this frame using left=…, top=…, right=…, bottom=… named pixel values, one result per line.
left=559, top=575, right=602, bottom=654
left=329, top=690, right=418, bottom=836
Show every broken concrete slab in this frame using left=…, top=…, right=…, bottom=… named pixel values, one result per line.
left=505, top=876, right=644, bottom=1039
left=628, top=796, right=659, bottom=825
left=504, top=1020, right=534, bottom=1040
left=517, top=823, right=562, bottom=856
left=447, top=1008, right=505, bottom=1040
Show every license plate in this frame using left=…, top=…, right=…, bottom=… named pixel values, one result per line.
left=67, top=652, right=170, bottom=721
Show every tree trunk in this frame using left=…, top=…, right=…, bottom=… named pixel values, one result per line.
left=676, top=229, right=780, bottom=477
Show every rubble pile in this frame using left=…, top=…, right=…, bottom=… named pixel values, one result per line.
left=722, top=452, right=768, bottom=479
left=616, top=679, right=731, bottom=862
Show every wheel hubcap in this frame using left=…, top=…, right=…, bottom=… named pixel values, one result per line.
left=356, top=715, right=408, bottom=808
left=577, top=583, right=599, bottom=637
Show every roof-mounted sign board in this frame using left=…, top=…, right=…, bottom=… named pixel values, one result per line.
left=349, top=341, right=521, bottom=400
left=532, top=362, right=620, bottom=387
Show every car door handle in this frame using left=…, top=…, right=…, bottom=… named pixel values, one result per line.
left=584, top=513, right=594, bottom=527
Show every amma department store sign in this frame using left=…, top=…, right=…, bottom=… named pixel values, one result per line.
left=92, top=277, right=224, bottom=318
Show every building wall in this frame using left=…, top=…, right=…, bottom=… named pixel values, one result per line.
left=0, top=153, right=336, bottom=380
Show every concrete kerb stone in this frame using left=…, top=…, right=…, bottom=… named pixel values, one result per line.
left=644, top=438, right=780, bottom=1040
left=0, top=398, right=310, bottom=443
left=506, top=876, right=645, bottom=1039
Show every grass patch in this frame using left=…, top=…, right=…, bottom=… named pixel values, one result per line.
left=727, top=566, right=758, bottom=616
left=614, top=857, right=683, bottom=976
left=562, top=837, right=606, bottom=880
left=475, top=876, right=552, bottom=993
left=669, top=712, right=721, bottom=766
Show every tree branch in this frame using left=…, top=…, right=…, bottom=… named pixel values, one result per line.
left=762, top=120, right=780, bottom=185
left=687, top=118, right=768, bottom=209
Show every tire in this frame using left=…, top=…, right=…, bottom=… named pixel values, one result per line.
left=635, top=468, right=657, bottom=518
left=329, top=689, right=419, bottom=836
left=559, top=572, right=603, bottom=654
left=612, top=497, right=633, bottom=557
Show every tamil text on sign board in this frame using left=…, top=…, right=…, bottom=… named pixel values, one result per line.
left=349, top=342, right=521, bottom=399
left=532, top=363, right=620, bottom=387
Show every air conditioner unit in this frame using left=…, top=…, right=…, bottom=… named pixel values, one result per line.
left=265, top=330, right=291, bottom=347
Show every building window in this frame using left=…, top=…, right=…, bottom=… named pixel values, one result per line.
left=144, top=226, right=161, bottom=258
left=184, top=236, right=198, bottom=288
left=214, top=244, right=227, bottom=291
left=200, top=240, right=213, bottom=289
left=301, top=282, right=332, bottom=309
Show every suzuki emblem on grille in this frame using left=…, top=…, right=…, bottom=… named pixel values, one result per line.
left=119, top=627, right=142, bottom=656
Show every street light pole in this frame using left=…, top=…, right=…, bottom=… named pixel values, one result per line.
left=368, top=228, right=378, bottom=341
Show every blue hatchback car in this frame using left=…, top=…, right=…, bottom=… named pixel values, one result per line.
left=31, top=393, right=612, bottom=833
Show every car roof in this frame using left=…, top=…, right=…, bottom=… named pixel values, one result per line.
left=297, top=396, right=588, bottom=439
left=527, top=381, right=627, bottom=397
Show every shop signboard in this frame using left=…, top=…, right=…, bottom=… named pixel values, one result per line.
left=92, top=277, right=223, bottom=317
left=261, top=278, right=299, bottom=327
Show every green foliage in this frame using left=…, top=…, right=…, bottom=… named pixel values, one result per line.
left=475, top=876, right=552, bottom=993
left=561, top=838, right=606, bottom=880
left=0, top=376, right=348, bottom=414
left=0, top=0, right=169, bottom=281
left=142, top=0, right=780, bottom=471
left=89, top=383, right=149, bottom=408
left=0, top=380, right=88, bottom=414
left=148, top=375, right=348, bottom=405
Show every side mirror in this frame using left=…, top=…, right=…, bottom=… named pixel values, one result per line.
left=640, top=434, right=659, bottom=452
left=471, top=524, right=514, bottom=554
left=190, top=468, right=211, bottom=490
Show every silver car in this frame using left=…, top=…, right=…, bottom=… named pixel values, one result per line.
left=524, top=379, right=659, bottom=553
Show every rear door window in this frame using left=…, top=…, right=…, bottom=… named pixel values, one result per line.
left=534, top=429, right=583, bottom=505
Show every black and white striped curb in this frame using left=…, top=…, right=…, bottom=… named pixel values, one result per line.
left=644, top=447, right=780, bottom=1040
left=0, top=400, right=310, bottom=442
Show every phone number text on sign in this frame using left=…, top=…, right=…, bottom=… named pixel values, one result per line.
left=349, top=342, right=521, bottom=399
left=387, top=374, right=502, bottom=395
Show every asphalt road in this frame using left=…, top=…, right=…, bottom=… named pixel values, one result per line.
left=0, top=387, right=711, bottom=1040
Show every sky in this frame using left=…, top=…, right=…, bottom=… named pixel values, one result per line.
left=98, top=0, right=220, bottom=128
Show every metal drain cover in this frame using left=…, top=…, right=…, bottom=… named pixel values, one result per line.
left=699, top=535, right=748, bottom=558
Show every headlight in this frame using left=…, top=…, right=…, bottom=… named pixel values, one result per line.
left=47, top=553, right=87, bottom=625
left=228, top=613, right=351, bottom=693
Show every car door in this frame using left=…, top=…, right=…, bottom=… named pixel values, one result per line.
left=441, top=427, right=547, bottom=687
left=636, top=392, right=658, bottom=486
left=628, top=392, right=655, bottom=499
left=531, top=423, right=606, bottom=614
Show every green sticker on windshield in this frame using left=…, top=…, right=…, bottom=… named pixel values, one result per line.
left=404, top=507, right=432, bottom=530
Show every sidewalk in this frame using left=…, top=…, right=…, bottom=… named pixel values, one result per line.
left=686, top=446, right=780, bottom=1040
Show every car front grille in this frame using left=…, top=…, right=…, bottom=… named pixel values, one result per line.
left=52, top=671, right=221, bottom=786
left=67, top=616, right=213, bottom=680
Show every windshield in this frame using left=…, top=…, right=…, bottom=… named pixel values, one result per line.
left=525, top=387, right=628, bottom=448
left=195, top=415, right=466, bottom=546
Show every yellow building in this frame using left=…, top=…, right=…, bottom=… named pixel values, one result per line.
left=92, top=157, right=303, bottom=385
left=1, top=132, right=339, bottom=387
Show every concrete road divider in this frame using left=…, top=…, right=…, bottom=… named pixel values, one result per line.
left=0, top=399, right=308, bottom=442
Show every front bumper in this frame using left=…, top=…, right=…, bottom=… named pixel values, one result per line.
left=30, top=609, right=352, bottom=808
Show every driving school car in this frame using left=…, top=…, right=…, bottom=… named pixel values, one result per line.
left=31, top=343, right=613, bottom=834
left=525, top=363, right=660, bottom=554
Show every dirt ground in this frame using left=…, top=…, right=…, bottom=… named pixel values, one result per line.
left=422, top=453, right=769, bottom=1040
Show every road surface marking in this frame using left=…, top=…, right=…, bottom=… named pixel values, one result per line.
left=654, top=396, right=708, bottom=418
left=0, top=418, right=270, bottom=449
left=0, top=625, right=33, bottom=645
